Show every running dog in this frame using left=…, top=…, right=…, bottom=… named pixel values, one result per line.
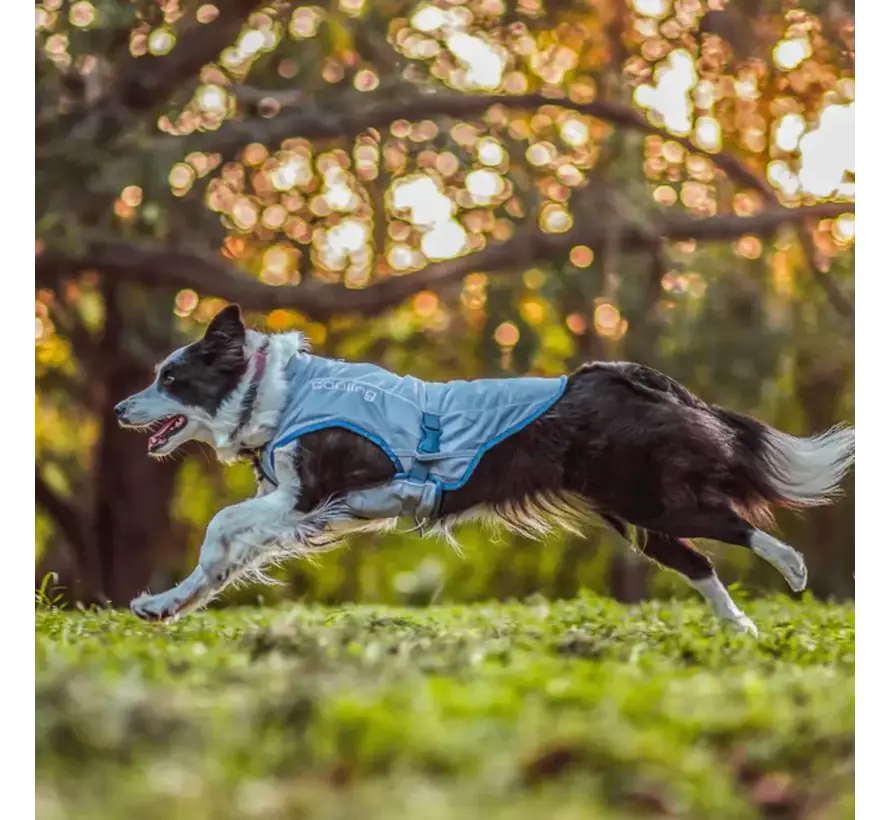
left=115, top=305, right=855, bottom=635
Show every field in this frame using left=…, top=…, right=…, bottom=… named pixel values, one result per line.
left=36, top=595, right=854, bottom=820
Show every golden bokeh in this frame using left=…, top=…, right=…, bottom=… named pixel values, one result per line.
left=494, top=321, right=520, bottom=348
left=565, top=313, right=587, bottom=335
left=36, top=0, right=855, bottom=365
left=569, top=246, right=594, bottom=268
left=594, top=302, right=628, bottom=341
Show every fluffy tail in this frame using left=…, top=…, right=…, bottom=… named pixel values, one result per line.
left=758, top=424, right=856, bottom=507
left=713, top=408, right=855, bottom=516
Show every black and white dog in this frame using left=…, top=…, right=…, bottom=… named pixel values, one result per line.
left=115, top=305, right=854, bottom=635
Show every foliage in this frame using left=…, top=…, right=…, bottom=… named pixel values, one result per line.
left=34, top=0, right=855, bottom=603
left=36, top=572, right=66, bottom=610
left=37, top=596, right=854, bottom=819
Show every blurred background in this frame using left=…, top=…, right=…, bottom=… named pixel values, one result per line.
left=35, top=0, right=854, bottom=609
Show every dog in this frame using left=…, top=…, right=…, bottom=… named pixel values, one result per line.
left=115, top=304, right=855, bottom=635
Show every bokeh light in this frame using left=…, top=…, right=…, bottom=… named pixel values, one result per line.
left=36, top=0, right=855, bottom=377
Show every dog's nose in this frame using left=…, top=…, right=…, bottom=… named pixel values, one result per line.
left=113, top=401, right=127, bottom=419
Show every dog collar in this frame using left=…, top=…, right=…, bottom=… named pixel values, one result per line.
left=230, top=342, right=270, bottom=443
left=250, top=343, right=269, bottom=386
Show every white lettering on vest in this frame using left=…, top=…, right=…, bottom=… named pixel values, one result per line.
left=310, top=379, right=377, bottom=402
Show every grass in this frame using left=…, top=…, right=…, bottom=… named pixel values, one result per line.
left=36, top=595, right=854, bottom=820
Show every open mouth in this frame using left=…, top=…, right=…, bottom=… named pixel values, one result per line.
left=147, top=415, right=187, bottom=453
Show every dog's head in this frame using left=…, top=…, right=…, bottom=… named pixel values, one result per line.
left=114, top=304, right=249, bottom=457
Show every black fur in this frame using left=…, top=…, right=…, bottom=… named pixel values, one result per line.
left=161, top=305, right=248, bottom=415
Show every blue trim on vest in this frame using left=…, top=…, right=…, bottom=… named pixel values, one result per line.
left=437, top=375, right=567, bottom=490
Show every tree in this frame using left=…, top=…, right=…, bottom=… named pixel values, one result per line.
left=35, top=0, right=854, bottom=605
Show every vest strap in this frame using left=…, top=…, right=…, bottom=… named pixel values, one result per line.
left=408, top=412, right=442, bottom=482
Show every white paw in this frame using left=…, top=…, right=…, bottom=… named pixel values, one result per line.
left=130, top=592, right=181, bottom=622
left=773, top=547, right=808, bottom=592
left=728, top=613, right=759, bottom=638
left=751, top=532, right=808, bottom=592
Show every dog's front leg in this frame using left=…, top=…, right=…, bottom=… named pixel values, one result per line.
left=130, top=442, right=316, bottom=622
left=129, top=488, right=293, bottom=620
left=130, top=498, right=350, bottom=621
left=128, top=563, right=215, bottom=622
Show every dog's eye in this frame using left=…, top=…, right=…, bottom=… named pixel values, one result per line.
left=162, top=374, right=176, bottom=387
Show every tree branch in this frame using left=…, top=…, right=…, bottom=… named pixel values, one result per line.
left=730, top=108, right=854, bottom=323
left=35, top=202, right=853, bottom=321
left=117, top=1, right=267, bottom=111
left=795, top=219, right=855, bottom=321
left=185, top=89, right=774, bottom=198
left=38, top=1, right=267, bottom=149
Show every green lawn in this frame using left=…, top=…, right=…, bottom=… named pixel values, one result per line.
left=36, top=596, right=854, bottom=820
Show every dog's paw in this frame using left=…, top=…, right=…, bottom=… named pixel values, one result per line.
left=130, top=593, right=181, bottom=623
left=775, top=548, right=808, bottom=593
left=751, top=532, right=808, bottom=593
left=728, top=613, right=759, bottom=638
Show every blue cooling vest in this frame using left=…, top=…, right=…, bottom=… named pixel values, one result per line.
left=259, top=355, right=567, bottom=522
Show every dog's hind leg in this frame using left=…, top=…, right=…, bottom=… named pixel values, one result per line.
left=614, top=506, right=807, bottom=593
left=746, top=530, right=808, bottom=592
left=601, top=515, right=757, bottom=635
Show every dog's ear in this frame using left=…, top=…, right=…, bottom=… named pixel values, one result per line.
left=200, top=304, right=245, bottom=365
left=205, top=304, right=244, bottom=341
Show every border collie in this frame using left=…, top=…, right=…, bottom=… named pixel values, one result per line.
left=115, top=305, right=855, bottom=635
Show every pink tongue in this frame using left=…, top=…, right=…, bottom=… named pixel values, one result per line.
left=150, top=418, right=178, bottom=445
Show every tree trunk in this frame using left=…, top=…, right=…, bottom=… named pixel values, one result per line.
left=794, top=351, right=854, bottom=599
left=92, top=365, right=181, bottom=605
left=601, top=250, right=666, bottom=603
left=608, top=550, right=649, bottom=603
left=37, top=286, right=184, bottom=606
left=88, top=284, right=182, bottom=605
left=552, top=536, right=591, bottom=600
